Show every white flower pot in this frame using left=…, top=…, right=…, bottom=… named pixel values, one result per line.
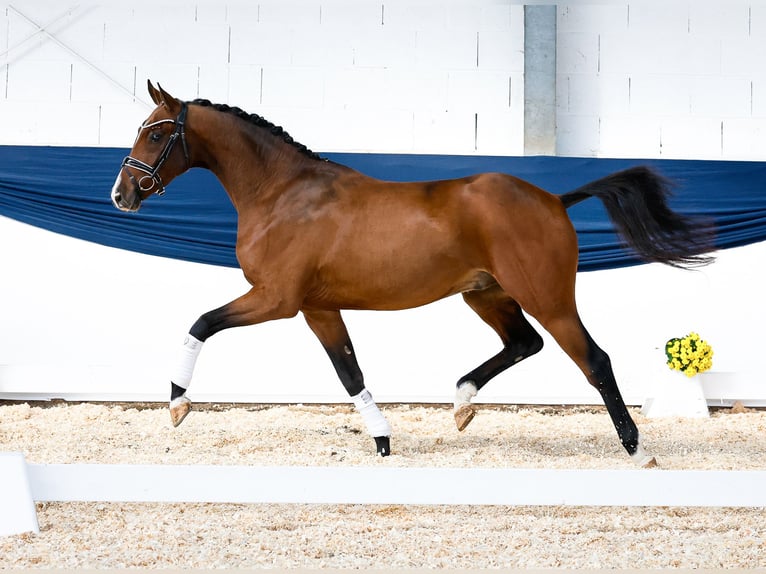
left=641, top=369, right=709, bottom=418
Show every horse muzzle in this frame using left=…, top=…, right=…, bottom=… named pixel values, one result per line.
left=111, top=171, right=142, bottom=212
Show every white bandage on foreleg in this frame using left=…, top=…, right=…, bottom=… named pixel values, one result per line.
left=351, top=388, right=391, bottom=438
left=454, top=381, right=478, bottom=410
left=630, top=435, right=656, bottom=467
left=171, top=334, right=204, bottom=390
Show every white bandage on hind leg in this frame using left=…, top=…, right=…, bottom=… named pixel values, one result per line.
left=171, top=334, right=204, bottom=390
left=351, top=389, right=391, bottom=438
left=454, top=381, right=478, bottom=410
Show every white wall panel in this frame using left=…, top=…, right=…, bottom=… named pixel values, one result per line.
left=323, top=67, right=386, bottom=110
left=0, top=101, right=99, bottom=146
left=4, top=6, right=78, bottom=63
left=258, top=2, right=321, bottom=26
left=382, top=3, right=449, bottom=30
left=598, top=115, right=661, bottom=158
left=134, top=63, right=199, bottom=101
left=689, top=76, right=751, bottom=118
left=557, top=32, right=599, bottom=76
left=559, top=75, right=629, bottom=117
left=416, top=29, right=478, bottom=70
left=475, top=110, right=523, bottom=156
left=350, top=28, right=417, bottom=68
left=688, top=3, right=751, bottom=36
left=194, top=3, right=229, bottom=25
left=753, top=78, right=765, bottom=116
left=320, top=2, right=381, bottom=27
left=197, top=64, right=233, bottom=105
left=6, top=60, right=70, bottom=101
left=412, top=110, right=475, bottom=154
left=449, top=4, right=514, bottom=31
left=227, top=64, right=263, bottom=110
left=476, top=28, right=524, bottom=72
left=629, top=75, right=690, bottom=116
left=627, top=4, right=690, bottom=36
left=261, top=66, right=325, bottom=108
left=447, top=70, right=510, bottom=112
left=555, top=114, right=599, bottom=158
left=752, top=4, right=766, bottom=37
left=381, top=68, right=448, bottom=111
left=69, top=62, right=135, bottom=105
left=229, top=24, right=292, bottom=67
left=721, top=117, right=766, bottom=159
left=289, top=28, right=355, bottom=67
left=319, top=108, right=414, bottom=153
left=721, top=36, right=766, bottom=76
left=659, top=117, right=722, bottom=159
left=99, top=102, right=150, bottom=148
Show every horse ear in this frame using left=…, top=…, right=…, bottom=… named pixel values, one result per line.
left=147, top=80, right=163, bottom=105
left=156, top=83, right=181, bottom=114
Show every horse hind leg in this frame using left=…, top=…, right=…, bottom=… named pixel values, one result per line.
left=303, top=309, right=392, bottom=456
left=535, top=310, right=657, bottom=468
left=455, top=286, right=544, bottom=430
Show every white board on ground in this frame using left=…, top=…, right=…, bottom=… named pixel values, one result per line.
left=25, top=464, right=766, bottom=507
left=0, top=453, right=39, bottom=537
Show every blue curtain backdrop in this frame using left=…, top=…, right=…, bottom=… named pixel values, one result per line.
left=1, top=145, right=764, bottom=271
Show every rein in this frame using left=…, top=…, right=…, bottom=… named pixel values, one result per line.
left=121, top=102, right=190, bottom=196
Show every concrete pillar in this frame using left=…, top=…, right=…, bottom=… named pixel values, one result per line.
left=524, top=5, right=557, bottom=155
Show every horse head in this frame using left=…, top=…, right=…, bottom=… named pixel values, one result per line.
left=111, top=81, right=191, bottom=212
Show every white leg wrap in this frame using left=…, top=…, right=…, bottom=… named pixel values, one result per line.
left=454, top=381, right=478, bottom=411
left=351, top=389, right=391, bottom=438
left=630, top=436, right=656, bottom=467
left=171, top=334, right=204, bottom=390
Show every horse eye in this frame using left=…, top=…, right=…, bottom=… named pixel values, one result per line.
left=149, top=131, right=163, bottom=143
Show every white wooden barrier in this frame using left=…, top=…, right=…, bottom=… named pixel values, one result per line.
left=26, top=463, right=766, bottom=507
left=4, top=452, right=766, bottom=537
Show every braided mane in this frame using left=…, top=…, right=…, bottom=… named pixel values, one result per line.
left=189, top=98, right=322, bottom=161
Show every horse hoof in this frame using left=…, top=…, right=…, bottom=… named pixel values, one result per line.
left=630, top=440, right=658, bottom=468
left=642, top=456, right=658, bottom=469
left=169, top=396, right=192, bottom=427
left=454, top=404, right=476, bottom=431
left=374, top=436, right=390, bottom=457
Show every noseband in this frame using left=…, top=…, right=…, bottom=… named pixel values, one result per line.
left=121, top=103, right=190, bottom=196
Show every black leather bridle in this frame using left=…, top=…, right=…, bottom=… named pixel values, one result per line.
left=121, top=102, right=190, bottom=196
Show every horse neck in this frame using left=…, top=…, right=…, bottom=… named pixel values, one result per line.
left=190, top=113, right=317, bottom=212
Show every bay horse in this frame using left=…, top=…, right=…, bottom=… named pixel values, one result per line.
left=112, top=81, right=713, bottom=467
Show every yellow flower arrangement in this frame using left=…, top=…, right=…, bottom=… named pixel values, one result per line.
left=665, top=332, right=713, bottom=377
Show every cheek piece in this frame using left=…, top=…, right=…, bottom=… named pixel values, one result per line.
left=121, top=102, right=190, bottom=197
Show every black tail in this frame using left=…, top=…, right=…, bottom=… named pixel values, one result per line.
left=560, top=166, right=715, bottom=268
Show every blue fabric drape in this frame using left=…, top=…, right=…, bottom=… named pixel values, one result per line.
left=1, top=145, right=764, bottom=271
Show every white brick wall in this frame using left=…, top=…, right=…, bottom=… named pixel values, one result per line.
left=557, top=2, right=766, bottom=160
left=1, top=2, right=764, bottom=159
left=0, top=1, right=523, bottom=154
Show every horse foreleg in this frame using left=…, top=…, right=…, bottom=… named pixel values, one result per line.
left=303, top=309, right=392, bottom=456
left=168, top=287, right=300, bottom=427
left=169, top=334, right=203, bottom=426
left=455, top=287, right=544, bottom=430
